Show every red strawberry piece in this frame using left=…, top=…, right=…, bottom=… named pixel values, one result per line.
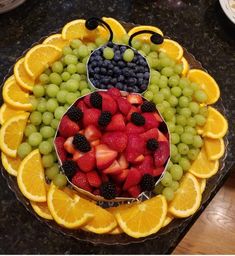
left=95, top=144, right=118, bottom=169
left=140, top=128, right=159, bottom=141
left=118, top=153, right=128, bottom=169
left=72, top=171, right=92, bottom=192
left=100, top=92, right=117, bottom=114
left=117, top=97, right=131, bottom=115
left=54, top=137, right=66, bottom=162
left=101, top=131, right=127, bottom=152
left=153, top=166, right=164, bottom=177
left=103, top=160, right=122, bottom=175
left=127, top=106, right=139, bottom=121
left=64, top=137, right=76, bottom=154
left=153, top=112, right=163, bottom=122
left=93, top=189, right=100, bottom=196
left=127, top=94, right=143, bottom=105
left=132, top=154, right=145, bottom=164
left=59, top=115, right=80, bottom=138
left=142, top=113, right=160, bottom=130
left=154, top=141, right=170, bottom=167
left=73, top=150, right=84, bottom=161
left=91, top=139, right=100, bottom=146
left=106, top=113, right=126, bottom=131
left=101, top=174, right=109, bottom=183
left=107, top=88, right=121, bottom=99
left=128, top=185, right=141, bottom=198
left=76, top=149, right=96, bottom=172
left=137, top=155, right=154, bottom=176
left=79, top=129, right=85, bottom=135
left=86, top=171, right=102, bottom=188
left=83, top=108, right=101, bottom=127
left=125, top=134, right=145, bottom=162
left=123, top=168, right=142, bottom=190
left=83, top=94, right=92, bottom=107
left=112, top=169, right=129, bottom=184
left=158, top=129, right=168, bottom=142
left=126, top=123, right=145, bottom=134
left=116, top=186, right=122, bottom=196
left=76, top=100, right=88, bottom=112
left=84, top=124, right=101, bottom=141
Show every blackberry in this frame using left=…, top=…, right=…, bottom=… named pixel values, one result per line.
left=100, top=182, right=116, bottom=199
left=141, top=101, right=156, bottom=112
left=158, top=122, right=168, bottom=134
left=146, top=138, right=159, bottom=151
left=131, top=112, right=145, bottom=126
left=90, top=92, right=102, bottom=109
left=98, top=111, right=112, bottom=127
left=140, top=174, right=155, bottom=191
left=67, top=106, right=83, bottom=122
left=62, top=160, right=77, bottom=179
left=72, top=134, right=91, bottom=152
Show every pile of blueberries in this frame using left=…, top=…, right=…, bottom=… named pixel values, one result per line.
left=87, top=42, right=150, bottom=93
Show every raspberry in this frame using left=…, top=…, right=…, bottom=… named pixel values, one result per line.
left=146, top=138, right=159, bottom=151
left=140, top=174, right=155, bottom=191
left=141, top=101, right=156, bottom=112
left=90, top=92, right=102, bottom=109
left=67, top=106, right=83, bottom=122
left=98, top=111, right=112, bottom=127
left=72, top=134, right=91, bottom=152
left=131, top=112, right=145, bottom=126
left=62, top=160, right=77, bottom=179
left=100, top=182, right=116, bottom=199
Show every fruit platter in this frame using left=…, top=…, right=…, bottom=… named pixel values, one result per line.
left=0, top=17, right=230, bottom=244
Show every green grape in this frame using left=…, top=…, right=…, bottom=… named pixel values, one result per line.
left=148, top=85, right=159, bottom=94
left=159, top=51, right=168, bottom=59
left=178, top=96, right=190, bottom=108
left=156, top=103, right=165, bottom=114
left=71, top=74, right=81, bottom=81
left=54, top=106, right=66, bottom=120
left=168, top=95, right=178, bottom=107
left=171, top=133, right=180, bottom=144
left=33, top=85, right=45, bottom=98
left=194, top=89, right=208, bottom=103
left=150, top=42, right=159, bottom=51
left=29, top=97, right=38, bottom=111
left=39, top=141, right=53, bottom=155
left=194, top=114, right=206, bottom=126
left=30, top=111, right=42, bottom=125
left=174, top=125, right=184, bottom=135
left=46, top=84, right=59, bottom=98
left=144, top=91, right=154, bottom=101
left=162, top=100, right=171, bottom=109
left=176, top=115, right=187, bottom=126
left=67, top=64, right=77, bottom=74
left=39, top=74, right=49, bottom=84
left=42, top=112, right=54, bottom=125
left=146, top=56, right=153, bottom=67
left=151, top=70, right=161, bottom=77
left=168, top=75, right=180, bottom=87
left=167, top=160, right=173, bottom=170
left=199, top=106, right=208, bottom=117
left=63, top=46, right=73, bottom=55
left=46, top=99, right=59, bottom=113
left=65, top=79, right=79, bottom=92
left=53, top=173, right=67, bottom=188
left=37, top=101, right=47, bottom=113
left=49, top=73, right=62, bottom=85
left=87, top=42, right=96, bottom=52
left=46, top=164, right=59, bottom=180
left=161, top=172, right=173, bottom=187
left=24, top=124, right=37, bottom=137
left=161, top=67, right=174, bottom=77
left=28, top=132, right=42, bottom=146
left=78, top=45, right=89, bottom=57
left=153, top=92, right=164, bottom=104
left=174, top=63, right=183, bottom=74
left=188, top=148, right=200, bottom=160
left=76, top=63, right=86, bottom=74
left=103, top=47, right=114, bottom=60
left=70, top=39, right=82, bottom=49
left=170, top=164, right=183, bottom=181
left=187, top=117, right=196, bottom=127
left=81, top=88, right=91, bottom=96
left=150, top=75, right=159, bottom=85
left=75, top=91, right=81, bottom=98
left=183, top=86, right=194, bottom=97
left=171, top=144, right=178, bottom=157
left=79, top=80, right=88, bottom=90
left=57, top=90, right=68, bottom=104
left=193, top=135, right=203, bottom=148
left=141, top=43, right=151, bottom=55
left=42, top=154, right=55, bottom=168
left=148, top=52, right=158, bottom=58
left=60, top=82, right=67, bottom=90
left=184, top=126, right=196, bottom=135
left=171, top=153, right=181, bottom=164
left=132, top=38, right=142, bottom=49
left=66, top=92, right=78, bottom=105
left=171, top=87, right=182, bottom=97
left=179, top=108, right=191, bottom=118
left=64, top=54, right=78, bottom=65
left=177, top=143, right=189, bottom=155
left=51, top=119, right=59, bottom=129
left=162, top=187, right=174, bottom=201
left=95, top=37, right=108, bottom=46
left=170, top=181, right=179, bottom=191
left=164, top=108, right=175, bottom=121
left=17, top=142, right=32, bottom=159
left=123, top=49, right=134, bottom=62
left=167, top=122, right=175, bottom=132
left=159, top=57, right=171, bottom=68
left=189, top=102, right=199, bottom=114
left=82, top=56, right=89, bottom=64
left=181, top=132, right=194, bottom=145
left=179, top=157, right=191, bottom=171
left=51, top=61, right=63, bottom=74
left=121, top=34, right=130, bottom=44
left=40, top=126, right=55, bottom=139
left=160, top=88, right=171, bottom=99
left=61, top=71, right=71, bottom=82
left=44, top=68, right=51, bottom=76
left=51, top=150, right=58, bottom=161
left=154, top=183, right=164, bottom=194
left=158, top=75, right=168, bottom=88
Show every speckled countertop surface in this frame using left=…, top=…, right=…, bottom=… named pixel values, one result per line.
left=0, top=0, right=235, bottom=254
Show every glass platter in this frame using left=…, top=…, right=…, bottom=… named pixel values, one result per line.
left=0, top=22, right=234, bottom=245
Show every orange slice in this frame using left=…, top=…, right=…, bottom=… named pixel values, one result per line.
left=62, top=19, right=108, bottom=41
left=181, top=57, right=189, bottom=76
left=14, top=58, right=35, bottom=91
left=0, top=103, right=24, bottom=125
left=128, top=25, right=163, bottom=43
left=102, top=17, right=126, bottom=42
left=1, top=152, right=21, bottom=176
left=188, top=147, right=219, bottom=178
left=43, top=33, right=70, bottom=49
left=202, top=107, right=228, bottom=139
left=187, top=69, right=220, bottom=104
left=159, top=39, right=183, bottom=61
left=30, top=201, right=53, bottom=220
left=24, top=44, right=62, bottom=79
left=204, top=137, right=225, bottom=160
left=169, top=173, right=201, bottom=218
left=107, top=207, right=123, bottom=234
left=47, top=184, right=93, bottom=229
left=2, top=79, right=32, bottom=111
left=4, top=75, right=15, bottom=84
left=162, top=213, right=174, bottom=227
left=17, top=149, right=46, bottom=202
left=0, top=113, right=29, bottom=157
left=113, top=195, right=167, bottom=238
left=197, top=178, right=206, bottom=194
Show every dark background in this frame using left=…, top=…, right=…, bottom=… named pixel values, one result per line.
left=0, top=0, right=235, bottom=254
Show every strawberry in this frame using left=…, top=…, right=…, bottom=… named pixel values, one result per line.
left=106, top=114, right=126, bottom=131
left=107, top=88, right=121, bottom=99
left=137, top=155, right=154, bottom=176
left=117, top=97, right=131, bottom=115
left=54, top=137, right=66, bottom=162
left=76, top=149, right=96, bottom=172
left=103, top=160, right=122, bottom=175
left=83, top=94, right=92, bottom=107
left=140, top=128, right=159, bottom=141
left=116, top=186, right=122, bottom=196
left=127, top=106, right=139, bottom=121
left=126, top=123, right=145, bottom=134
left=132, top=154, right=145, bottom=164
left=158, top=129, right=168, bottom=142
left=123, top=168, right=142, bottom=190
left=112, top=169, right=129, bottom=184
left=153, top=166, right=164, bottom=176
left=128, top=185, right=141, bottom=197
left=154, top=141, right=170, bottom=167
left=73, top=150, right=84, bottom=161
left=101, top=131, right=127, bottom=152
left=59, top=115, right=80, bottom=138
left=83, top=108, right=101, bottom=127
left=84, top=124, right=101, bottom=141
left=93, top=189, right=100, bottom=196
left=125, top=134, right=145, bottom=162
left=86, top=171, right=102, bottom=188
left=95, top=144, right=118, bottom=169
left=153, top=112, right=163, bottom=122
left=142, top=113, right=160, bottom=130
left=64, top=137, right=75, bottom=154
left=127, top=94, right=143, bottom=105
left=91, top=139, right=100, bottom=146
left=79, top=129, right=85, bottom=135
left=72, top=171, right=92, bottom=192
left=101, top=174, right=109, bottom=183
left=100, top=92, right=117, bottom=114
left=76, top=100, right=88, bottom=112
left=118, top=153, right=128, bottom=169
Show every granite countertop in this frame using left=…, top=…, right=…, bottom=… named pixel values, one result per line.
left=0, top=0, right=235, bottom=254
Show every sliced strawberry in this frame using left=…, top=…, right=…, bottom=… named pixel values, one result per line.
left=132, top=154, right=145, bottom=164
left=158, top=129, right=168, bottom=142
left=86, top=171, right=102, bottom=188
left=72, top=171, right=92, bottom=192
left=101, top=131, right=127, bottom=152
left=83, top=108, right=101, bottom=127
left=95, top=144, right=118, bottom=170
left=117, top=97, right=131, bottom=115
left=54, top=137, right=66, bottom=162
left=142, top=113, right=160, bottom=130
left=126, top=123, right=145, bottom=134
left=107, top=88, right=121, bottom=99
left=128, top=185, right=141, bottom=197
left=76, top=100, right=88, bottom=112
left=153, top=112, right=163, bottom=122
left=153, top=166, right=164, bottom=176
left=137, top=155, right=154, bottom=176
left=127, top=106, right=139, bottom=121
left=79, top=129, right=85, bottom=135
left=76, top=150, right=96, bottom=172
left=84, top=124, right=101, bottom=141
left=101, top=174, right=109, bottom=183
left=83, top=94, right=92, bottom=107
left=91, top=139, right=100, bottom=146
left=125, top=134, right=145, bottom=162
left=127, top=94, right=143, bottom=105
left=64, top=137, right=75, bottom=154
left=123, top=168, right=142, bottom=190
left=59, top=115, right=80, bottom=138
left=111, top=169, right=129, bottom=184
left=103, top=160, right=122, bottom=175
left=100, top=92, right=117, bottom=114
left=72, top=150, right=84, bottom=161
left=118, top=153, right=128, bottom=169
left=140, top=128, right=159, bottom=141
left=93, top=188, right=100, bottom=196
left=154, top=141, right=170, bottom=167
left=106, top=113, right=125, bottom=131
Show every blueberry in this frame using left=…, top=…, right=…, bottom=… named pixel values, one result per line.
left=123, top=85, right=128, bottom=91
left=108, top=63, right=114, bottom=69
left=132, top=86, right=139, bottom=92
left=138, top=66, right=145, bottom=73
left=120, top=46, right=127, bottom=52
left=138, top=78, right=144, bottom=85
left=111, top=78, right=117, bottom=84
left=137, top=73, right=143, bottom=78
left=114, top=54, right=121, bottom=62
left=141, top=84, right=147, bottom=91
left=113, top=44, right=119, bottom=50
left=144, top=67, right=149, bottom=72
left=128, top=77, right=137, bottom=85
left=107, top=41, right=114, bottom=47
left=118, top=60, right=126, bottom=68
left=94, top=74, right=100, bottom=80
left=117, top=75, right=125, bottom=82
left=107, top=84, right=114, bottom=89
left=100, top=84, right=106, bottom=89
left=107, top=69, right=113, bottom=76
left=94, top=67, right=100, bottom=73
left=132, top=55, right=138, bottom=63
left=116, top=82, right=123, bottom=90
left=127, top=62, right=135, bottom=68
left=144, top=72, right=150, bottom=79
left=113, top=66, right=121, bottom=75
left=100, top=67, right=107, bottom=75
left=127, top=87, right=133, bottom=92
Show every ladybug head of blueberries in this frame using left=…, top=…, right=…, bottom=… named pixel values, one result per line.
left=85, top=17, right=164, bottom=93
